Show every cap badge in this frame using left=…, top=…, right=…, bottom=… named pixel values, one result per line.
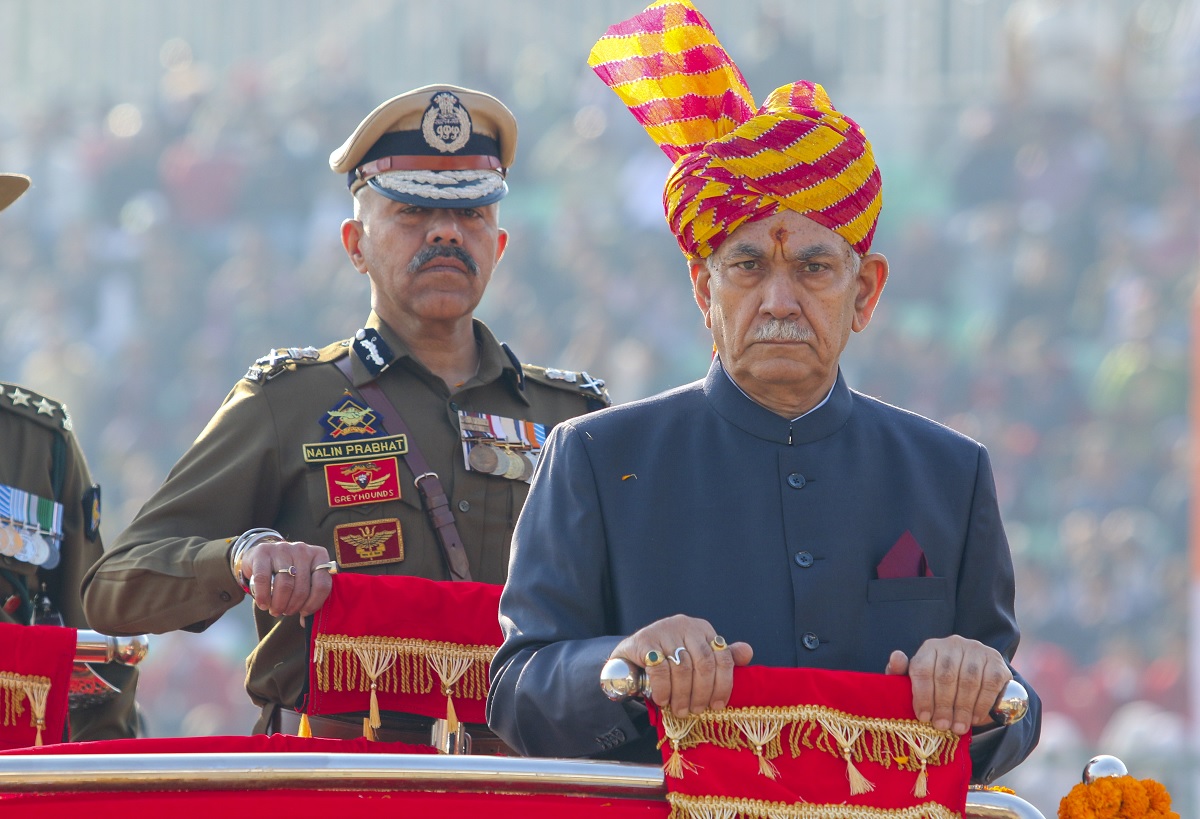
left=422, top=91, right=472, bottom=154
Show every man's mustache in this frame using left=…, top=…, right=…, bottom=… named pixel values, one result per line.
left=753, top=319, right=813, bottom=342
left=408, top=244, right=479, bottom=276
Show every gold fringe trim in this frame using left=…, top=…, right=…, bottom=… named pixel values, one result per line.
left=659, top=704, right=960, bottom=786
left=314, top=635, right=495, bottom=700
left=314, top=635, right=496, bottom=732
left=666, top=792, right=961, bottom=819
left=0, top=672, right=53, bottom=746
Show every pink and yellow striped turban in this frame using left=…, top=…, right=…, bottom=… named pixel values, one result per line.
left=588, top=0, right=882, bottom=260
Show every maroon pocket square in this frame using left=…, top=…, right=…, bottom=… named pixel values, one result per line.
left=876, top=530, right=935, bottom=578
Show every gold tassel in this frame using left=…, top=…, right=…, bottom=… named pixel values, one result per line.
left=298, top=712, right=312, bottom=738
left=913, top=764, right=929, bottom=798
left=818, top=714, right=874, bottom=796
left=369, top=681, right=381, bottom=730
left=660, top=711, right=702, bottom=779
left=729, top=713, right=787, bottom=778
left=843, top=747, right=875, bottom=795
left=901, top=730, right=944, bottom=799
left=754, top=744, right=780, bottom=780
left=664, top=738, right=700, bottom=779
left=446, top=694, right=459, bottom=734
left=363, top=716, right=376, bottom=741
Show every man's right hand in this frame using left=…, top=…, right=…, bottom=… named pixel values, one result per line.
left=609, top=614, right=752, bottom=718
left=241, top=540, right=335, bottom=620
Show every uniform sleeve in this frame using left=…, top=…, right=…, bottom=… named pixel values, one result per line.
left=82, top=382, right=280, bottom=636
left=957, top=446, right=1041, bottom=783
left=487, top=422, right=646, bottom=758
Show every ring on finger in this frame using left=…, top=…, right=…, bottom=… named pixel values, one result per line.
left=710, top=635, right=728, bottom=651
left=669, top=646, right=688, bottom=665
left=644, top=649, right=664, bottom=667
left=313, top=561, right=338, bottom=573
left=283, top=565, right=298, bottom=577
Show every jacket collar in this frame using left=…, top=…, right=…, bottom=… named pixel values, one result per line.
left=703, top=356, right=852, bottom=445
left=347, top=312, right=527, bottom=404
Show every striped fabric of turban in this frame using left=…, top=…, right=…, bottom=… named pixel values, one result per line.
left=588, top=0, right=882, bottom=260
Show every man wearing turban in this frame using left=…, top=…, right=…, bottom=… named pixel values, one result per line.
left=488, top=0, right=1040, bottom=784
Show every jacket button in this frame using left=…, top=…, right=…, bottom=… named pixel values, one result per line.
left=219, top=591, right=232, bottom=602
left=786, top=473, right=806, bottom=489
left=802, top=632, right=820, bottom=650
left=794, top=551, right=814, bottom=568
left=458, top=500, right=471, bottom=513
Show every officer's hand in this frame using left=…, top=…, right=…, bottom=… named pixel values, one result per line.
left=609, top=614, right=752, bottom=719
left=884, top=635, right=1011, bottom=735
left=241, top=540, right=335, bottom=620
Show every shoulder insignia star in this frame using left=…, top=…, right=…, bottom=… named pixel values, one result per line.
left=8, top=387, right=30, bottom=406
left=35, top=398, right=58, bottom=417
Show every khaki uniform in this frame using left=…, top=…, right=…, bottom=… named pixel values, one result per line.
left=82, top=314, right=607, bottom=729
left=0, top=382, right=139, bottom=741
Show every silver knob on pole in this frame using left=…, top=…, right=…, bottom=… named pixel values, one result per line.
left=1082, top=754, right=1128, bottom=783
left=74, top=630, right=150, bottom=665
left=988, top=678, right=1029, bottom=726
left=600, top=657, right=650, bottom=701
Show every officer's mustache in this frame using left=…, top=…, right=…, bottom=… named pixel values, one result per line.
left=754, top=319, right=813, bottom=342
left=408, top=244, right=479, bottom=276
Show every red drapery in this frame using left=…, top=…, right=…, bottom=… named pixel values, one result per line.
left=306, top=573, right=502, bottom=725
left=648, top=666, right=972, bottom=818
left=0, top=622, right=75, bottom=750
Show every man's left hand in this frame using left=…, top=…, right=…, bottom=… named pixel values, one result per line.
left=884, top=635, right=1011, bottom=735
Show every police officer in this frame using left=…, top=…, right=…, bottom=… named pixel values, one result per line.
left=81, top=85, right=608, bottom=741
left=0, top=173, right=139, bottom=741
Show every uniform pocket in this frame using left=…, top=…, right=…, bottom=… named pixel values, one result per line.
left=867, top=576, right=949, bottom=603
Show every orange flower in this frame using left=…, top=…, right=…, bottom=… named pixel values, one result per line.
left=1057, top=775, right=1179, bottom=819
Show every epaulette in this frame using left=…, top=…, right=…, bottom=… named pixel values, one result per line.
left=0, top=382, right=73, bottom=431
left=242, top=343, right=346, bottom=383
left=522, top=365, right=612, bottom=408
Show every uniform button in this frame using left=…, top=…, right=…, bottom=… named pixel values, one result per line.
left=794, top=551, right=814, bottom=568
left=786, top=473, right=806, bottom=489
left=458, top=500, right=471, bottom=513
left=802, top=632, right=820, bottom=650
left=219, top=591, right=232, bottom=602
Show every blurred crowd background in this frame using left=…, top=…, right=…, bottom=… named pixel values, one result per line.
left=1, top=0, right=1197, bottom=812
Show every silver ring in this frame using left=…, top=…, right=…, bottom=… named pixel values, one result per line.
left=248, top=575, right=274, bottom=596
left=313, top=561, right=338, bottom=573
left=669, top=646, right=688, bottom=665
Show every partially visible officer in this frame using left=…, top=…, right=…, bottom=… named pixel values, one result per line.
left=0, top=173, right=140, bottom=741
left=82, top=85, right=608, bottom=743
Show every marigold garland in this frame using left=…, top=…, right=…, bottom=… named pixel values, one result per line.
left=1057, top=775, right=1178, bottom=819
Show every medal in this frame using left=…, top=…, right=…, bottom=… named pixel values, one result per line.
left=13, top=530, right=38, bottom=564
left=0, top=523, right=22, bottom=557
left=468, top=443, right=500, bottom=473
left=503, top=452, right=526, bottom=480
left=458, top=410, right=547, bottom=483
left=28, top=533, right=50, bottom=566
left=490, top=448, right=515, bottom=477
left=517, top=453, right=535, bottom=482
